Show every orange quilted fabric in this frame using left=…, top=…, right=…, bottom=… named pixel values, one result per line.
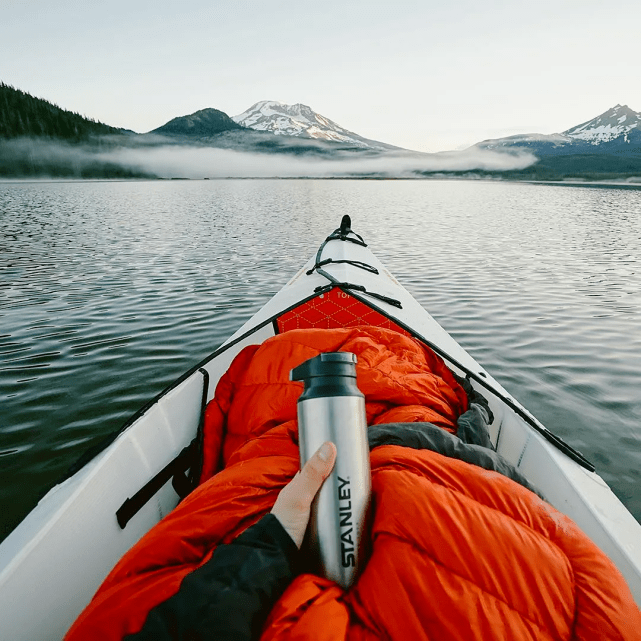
left=66, top=327, right=641, bottom=640
left=199, top=326, right=468, bottom=481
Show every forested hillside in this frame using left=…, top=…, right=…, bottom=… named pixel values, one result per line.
left=0, top=83, right=121, bottom=140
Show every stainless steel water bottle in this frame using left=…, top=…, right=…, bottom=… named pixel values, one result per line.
left=290, top=351, right=371, bottom=589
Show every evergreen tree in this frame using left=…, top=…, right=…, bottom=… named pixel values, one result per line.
left=0, top=82, right=121, bottom=140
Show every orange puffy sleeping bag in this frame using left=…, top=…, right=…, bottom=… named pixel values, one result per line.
left=66, top=327, right=641, bottom=640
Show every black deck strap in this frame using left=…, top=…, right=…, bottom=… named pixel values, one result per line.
left=311, top=218, right=367, bottom=277
left=325, top=231, right=367, bottom=247
left=467, top=377, right=595, bottom=472
left=314, top=281, right=403, bottom=309
left=306, top=258, right=379, bottom=276
left=334, top=287, right=596, bottom=474
left=308, top=216, right=402, bottom=309
left=316, top=218, right=593, bottom=472
left=116, top=368, right=210, bottom=529
left=419, top=339, right=595, bottom=472
left=399, top=329, right=596, bottom=472
left=116, top=442, right=195, bottom=529
left=324, top=229, right=367, bottom=246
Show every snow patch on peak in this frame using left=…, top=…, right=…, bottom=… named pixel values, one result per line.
left=232, top=100, right=386, bottom=149
left=564, top=104, right=641, bottom=145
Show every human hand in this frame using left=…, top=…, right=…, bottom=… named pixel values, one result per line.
left=271, top=442, right=337, bottom=548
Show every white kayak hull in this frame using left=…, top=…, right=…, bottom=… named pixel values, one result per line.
left=1, top=218, right=640, bottom=640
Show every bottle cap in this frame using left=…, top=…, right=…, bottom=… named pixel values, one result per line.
left=290, top=352, right=357, bottom=382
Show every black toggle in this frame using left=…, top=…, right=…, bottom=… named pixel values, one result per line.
left=340, top=215, right=352, bottom=235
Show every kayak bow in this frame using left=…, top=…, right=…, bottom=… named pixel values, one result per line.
left=1, top=216, right=640, bottom=641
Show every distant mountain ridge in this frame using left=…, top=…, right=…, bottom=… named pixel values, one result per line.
left=565, top=104, right=641, bottom=144
left=474, top=104, right=641, bottom=156
left=2, top=81, right=641, bottom=180
left=150, top=107, right=243, bottom=137
left=469, top=104, right=641, bottom=181
left=232, top=100, right=398, bottom=150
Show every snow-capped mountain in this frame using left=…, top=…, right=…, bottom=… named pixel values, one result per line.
left=564, top=104, right=641, bottom=145
left=473, top=104, right=641, bottom=155
left=232, top=101, right=396, bottom=150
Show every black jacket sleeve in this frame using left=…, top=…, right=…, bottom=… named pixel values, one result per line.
left=124, top=513, right=299, bottom=641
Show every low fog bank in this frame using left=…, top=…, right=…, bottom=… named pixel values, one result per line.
left=0, top=137, right=155, bottom=179
left=105, top=145, right=537, bottom=178
left=0, top=136, right=537, bottom=179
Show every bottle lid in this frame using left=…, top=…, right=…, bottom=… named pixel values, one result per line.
left=290, top=352, right=357, bottom=382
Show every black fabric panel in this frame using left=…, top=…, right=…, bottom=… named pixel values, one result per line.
left=125, top=514, right=298, bottom=641
left=368, top=422, right=545, bottom=500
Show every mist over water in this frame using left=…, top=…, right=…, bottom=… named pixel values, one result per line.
left=0, top=136, right=536, bottom=178
left=100, top=144, right=537, bottom=178
left=0, top=179, right=640, bottom=541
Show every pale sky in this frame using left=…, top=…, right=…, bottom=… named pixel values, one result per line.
left=2, top=0, right=640, bottom=152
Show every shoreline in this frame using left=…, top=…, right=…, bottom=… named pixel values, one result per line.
left=2, top=175, right=641, bottom=188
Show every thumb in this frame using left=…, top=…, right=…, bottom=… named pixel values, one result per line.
left=296, top=441, right=337, bottom=503
left=271, top=442, right=337, bottom=548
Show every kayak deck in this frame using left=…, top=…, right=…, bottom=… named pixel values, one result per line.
left=1, top=217, right=640, bottom=640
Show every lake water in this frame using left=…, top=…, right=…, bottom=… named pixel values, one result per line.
left=1, top=178, right=640, bottom=541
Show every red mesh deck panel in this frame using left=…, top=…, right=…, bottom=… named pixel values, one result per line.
left=276, top=287, right=410, bottom=335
